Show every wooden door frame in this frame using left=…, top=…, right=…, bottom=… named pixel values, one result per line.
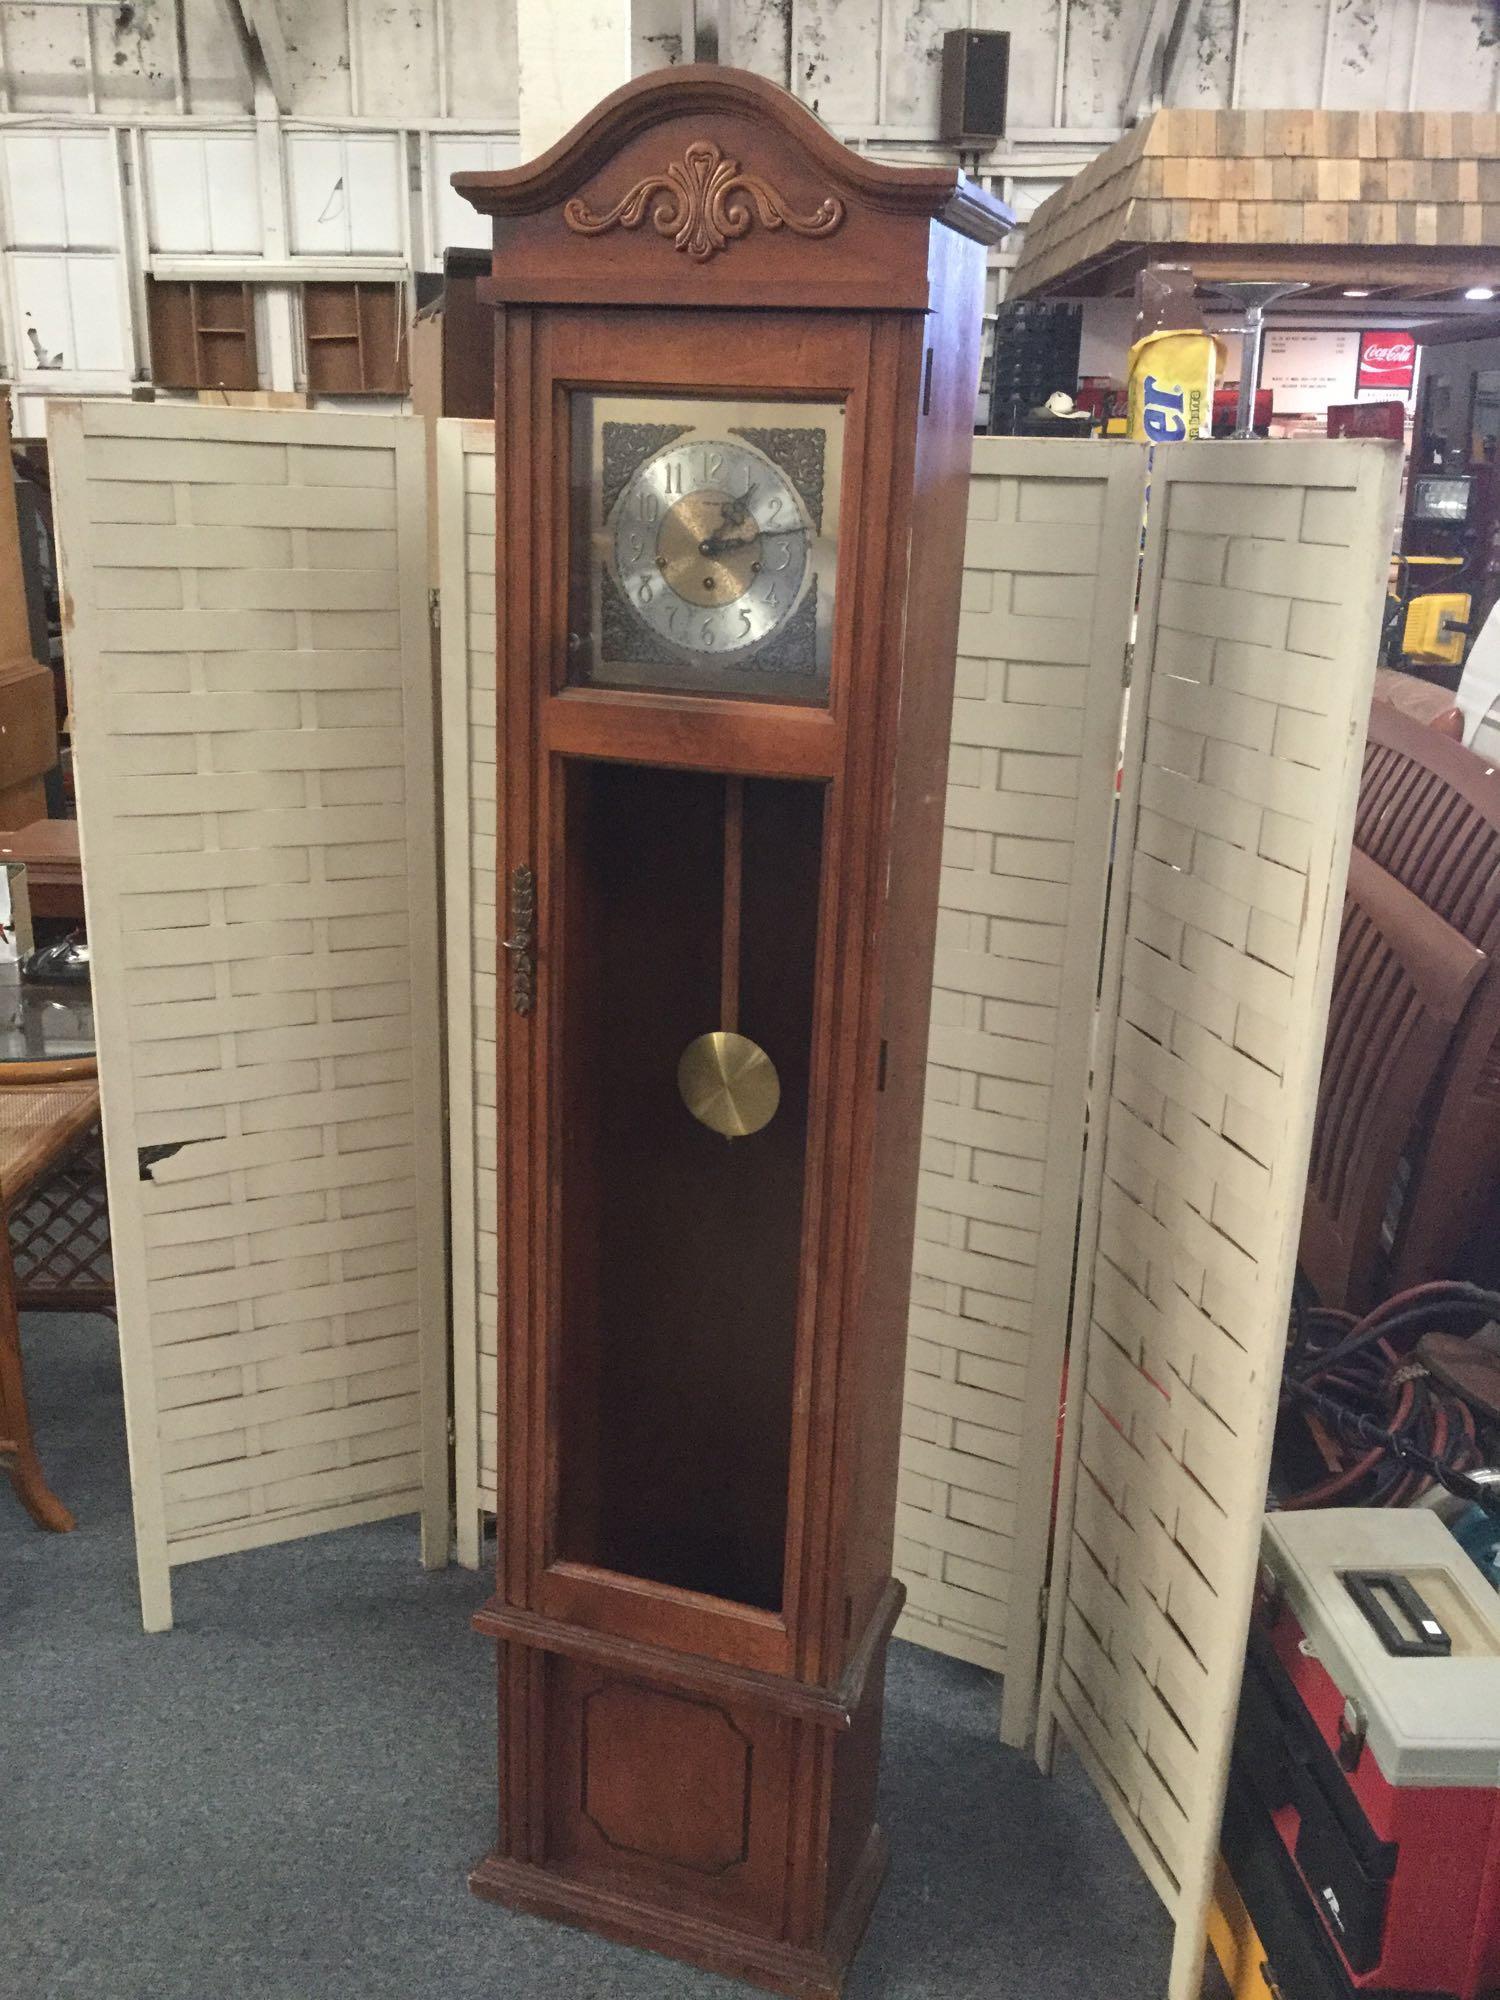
left=491, top=300, right=930, bottom=1683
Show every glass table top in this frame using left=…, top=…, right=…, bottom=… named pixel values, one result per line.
left=0, top=978, right=95, bottom=1066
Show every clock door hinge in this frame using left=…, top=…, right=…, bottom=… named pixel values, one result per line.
left=503, top=863, right=536, bottom=1015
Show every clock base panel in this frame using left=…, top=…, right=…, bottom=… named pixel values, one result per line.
left=470, top=1821, right=887, bottom=2000
left=471, top=1589, right=899, bottom=1996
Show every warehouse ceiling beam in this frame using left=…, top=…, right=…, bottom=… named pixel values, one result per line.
left=1123, top=0, right=1192, bottom=126
left=679, top=0, right=728, bottom=62
left=222, top=0, right=291, bottom=113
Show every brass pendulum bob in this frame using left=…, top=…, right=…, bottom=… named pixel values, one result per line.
left=677, top=776, right=780, bottom=1140
left=678, top=1030, right=780, bottom=1139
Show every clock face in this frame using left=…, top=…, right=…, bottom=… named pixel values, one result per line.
left=611, top=437, right=809, bottom=663
left=569, top=395, right=843, bottom=703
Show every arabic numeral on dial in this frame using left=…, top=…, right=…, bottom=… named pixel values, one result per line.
left=623, top=528, right=644, bottom=561
left=737, top=609, right=753, bottom=639
left=635, top=491, right=659, bottom=525
left=765, top=494, right=782, bottom=522
left=704, top=448, right=724, bottom=481
left=700, top=618, right=718, bottom=648
left=668, top=604, right=685, bottom=636
left=763, top=581, right=781, bottom=610
left=770, top=543, right=791, bottom=571
left=664, top=458, right=684, bottom=496
left=636, top=575, right=653, bottom=607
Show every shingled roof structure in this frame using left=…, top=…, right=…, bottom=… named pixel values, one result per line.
left=1009, top=108, right=1500, bottom=302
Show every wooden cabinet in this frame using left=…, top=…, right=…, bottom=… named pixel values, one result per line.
left=0, top=389, right=55, bottom=826
left=302, top=282, right=407, bottom=394
left=456, top=66, right=1009, bottom=1997
left=145, top=279, right=257, bottom=391
left=147, top=279, right=407, bottom=396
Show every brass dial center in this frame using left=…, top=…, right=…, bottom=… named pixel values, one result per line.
left=656, top=490, right=762, bottom=608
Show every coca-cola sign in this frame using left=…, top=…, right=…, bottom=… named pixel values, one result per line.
left=1358, top=330, right=1416, bottom=391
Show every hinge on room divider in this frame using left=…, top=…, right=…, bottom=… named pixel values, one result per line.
left=1121, top=640, right=1134, bottom=688
left=428, top=587, right=440, bottom=633
left=503, top=863, right=536, bottom=1015
left=1038, top=1584, right=1050, bottom=1629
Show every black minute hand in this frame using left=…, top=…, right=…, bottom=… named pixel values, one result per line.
left=698, top=524, right=808, bottom=558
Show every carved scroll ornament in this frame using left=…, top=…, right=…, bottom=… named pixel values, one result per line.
left=563, top=140, right=844, bottom=262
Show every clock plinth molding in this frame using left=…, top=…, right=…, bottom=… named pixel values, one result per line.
left=456, top=64, right=1011, bottom=1998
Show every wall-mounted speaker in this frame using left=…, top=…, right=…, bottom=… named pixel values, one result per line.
left=939, top=30, right=1010, bottom=150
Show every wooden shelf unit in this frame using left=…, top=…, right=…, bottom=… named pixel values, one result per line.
left=146, top=278, right=258, bottom=392
left=302, top=281, right=408, bottom=395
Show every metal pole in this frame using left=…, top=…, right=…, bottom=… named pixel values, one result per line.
left=1205, top=280, right=1310, bottom=438
left=1236, top=303, right=1268, bottom=439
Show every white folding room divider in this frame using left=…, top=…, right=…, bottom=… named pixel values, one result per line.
left=439, top=418, right=499, bottom=1569
left=55, top=402, right=448, bottom=1633
left=1034, top=439, right=1401, bottom=1999
left=436, top=421, right=1399, bottom=1996
left=53, top=401, right=1399, bottom=1983
left=894, top=439, right=1139, bottom=1695
left=437, top=427, right=1142, bottom=1639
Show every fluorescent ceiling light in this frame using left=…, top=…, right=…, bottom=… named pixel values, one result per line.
left=1342, top=287, right=1371, bottom=297
left=1466, top=285, right=1496, bottom=301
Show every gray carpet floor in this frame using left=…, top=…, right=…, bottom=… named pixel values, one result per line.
left=3, top=1314, right=1176, bottom=1999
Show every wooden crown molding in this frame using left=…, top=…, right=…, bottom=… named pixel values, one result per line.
left=453, top=65, right=1012, bottom=248
left=563, top=138, right=844, bottom=262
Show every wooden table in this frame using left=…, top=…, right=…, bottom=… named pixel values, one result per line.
left=0, top=817, right=84, bottom=923
left=1372, top=670, right=1465, bottom=739
left=0, top=982, right=107, bottom=1532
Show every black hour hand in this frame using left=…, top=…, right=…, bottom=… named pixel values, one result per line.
left=699, top=521, right=761, bottom=558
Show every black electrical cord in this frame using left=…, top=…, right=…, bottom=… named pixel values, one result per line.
left=1276, top=1279, right=1500, bottom=1516
left=1285, top=1376, right=1500, bottom=1521
left=1288, top=1280, right=1500, bottom=1383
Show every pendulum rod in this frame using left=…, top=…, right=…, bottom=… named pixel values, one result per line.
left=720, top=775, right=743, bottom=1034
left=678, top=774, right=778, bottom=1139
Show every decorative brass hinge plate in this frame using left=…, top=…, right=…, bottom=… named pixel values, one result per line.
left=503, top=863, right=535, bottom=1015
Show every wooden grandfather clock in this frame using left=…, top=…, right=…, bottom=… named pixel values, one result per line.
left=455, top=66, right=1009, bottom=1998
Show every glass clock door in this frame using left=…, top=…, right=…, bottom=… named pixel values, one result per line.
left=568, top=394, right=844, bottom=704
left=551, top=762, right=825, bottom=1616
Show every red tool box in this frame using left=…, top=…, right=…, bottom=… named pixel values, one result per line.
left=1235, top=1510, right=1500, bottom=1999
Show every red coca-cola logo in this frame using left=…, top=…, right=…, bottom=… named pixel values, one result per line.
left=1358, top=330, right=1416, bottom=390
